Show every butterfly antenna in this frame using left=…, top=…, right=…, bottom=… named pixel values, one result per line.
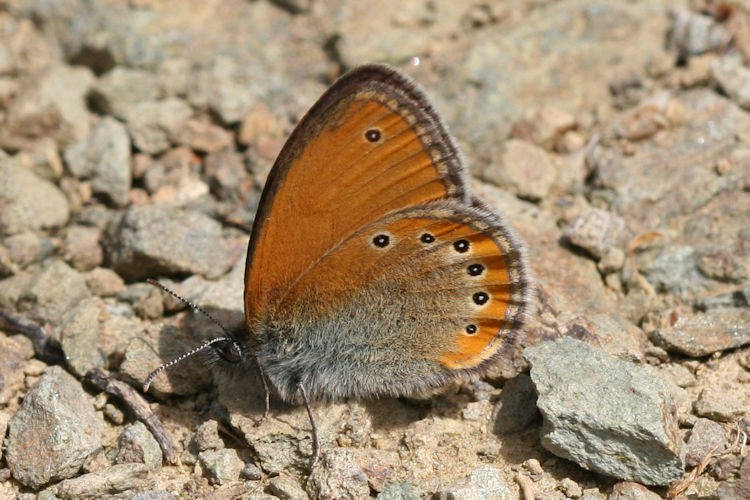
left=142, top=336, right=231, bottom=392
left=146, top=278, right=232, bottom=336
left=142, top=279, right=234, bottom=392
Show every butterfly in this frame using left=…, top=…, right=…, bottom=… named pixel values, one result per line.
left=145, top=63, right=532, bottom=470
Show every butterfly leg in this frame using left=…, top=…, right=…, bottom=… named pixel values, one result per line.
left=253, top=355, right=271, bottom=426
left=297, top=382, right=320, bottom=474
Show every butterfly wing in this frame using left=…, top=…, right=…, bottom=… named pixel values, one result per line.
left=245, top=65, right=469, bottom=322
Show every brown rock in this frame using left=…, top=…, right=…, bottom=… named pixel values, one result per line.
left=481, top=139, right=557, bottom=201
left=563, top=207, right=628, bottom=259
left=512, top=107, right=578, bottom=151
left=63, top=225, right=103, bottom=272
left=693, top=387, right=747, bottom=422
left=84, top=267, right=126, bottom=297
left=651, top=310, right=750, bottom=357
left=177, top=119, right=234, bottom=153
left=685, top=418, right=727, bottom=468
left=0, top=333, right=34, bottom=405
left=608, top=481, right=661, bottom=500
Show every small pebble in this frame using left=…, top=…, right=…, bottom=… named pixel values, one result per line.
left=524, top=458, right=544, bottom=477
left=104, top=403, right=125, bottom=425
left=559, top=477, right=583, bottom=498
left=198, top=448, right=244, bottom=485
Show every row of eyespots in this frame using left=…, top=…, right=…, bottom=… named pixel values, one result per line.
left=373, top=233, right=486, bottom=279
left=371, top=232, right=489, bottom=337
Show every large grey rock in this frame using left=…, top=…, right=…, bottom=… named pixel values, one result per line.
left=525, top=337, right=684, bottom=486
left=377, top=483, right=422, bottom=500
left=64, top=116, right=132, bottom=206
left=198, top=448, right=244, bottom=486
left=59, top=296, right=108, bottom=377
left=650, top=309, right=750, bottom=357
left=104, top=205, right=234, bottom=280
left=6, top=366, right=104, bottom=488
left=307, top=448, right=370, bottom=500
left=491, top=374, right=539, bottom=434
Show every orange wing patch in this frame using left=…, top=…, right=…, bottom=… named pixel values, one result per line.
left=245, top=92, right=462, bottom=322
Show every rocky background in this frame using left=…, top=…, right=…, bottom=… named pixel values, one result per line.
left=0, top=0, right=749, bottom=498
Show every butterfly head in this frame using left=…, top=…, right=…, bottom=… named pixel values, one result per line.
left=212, top=335, right=244, bottom=364
left=141, top=279, right=256, bottom=392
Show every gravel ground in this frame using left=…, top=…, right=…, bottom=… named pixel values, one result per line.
left=0, top=1, right=749, bottom=499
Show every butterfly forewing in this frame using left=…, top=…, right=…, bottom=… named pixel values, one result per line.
left=245, top=66, right=469, bottom=322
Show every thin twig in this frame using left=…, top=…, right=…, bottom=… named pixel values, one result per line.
left=515, top=472, right=536, bottom=500
left=85, top=367, right=177, bottom=465
left=0, top=309, right=65, bottom=364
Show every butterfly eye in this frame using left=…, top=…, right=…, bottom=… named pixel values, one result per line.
left=420, top=232, right=435, bottom=244
left=467, top=263, right=484, bottom=276
left=364, top=128, right=381, bottom=142
left=465, top=324, right=478, bottom=335
left=472, top=291, right=489, bottom=306
left=219, top=340, right=243, bottom=363
left=372, top=234, right=390, bottom=248
left=454, top=239, right=470, bottom=253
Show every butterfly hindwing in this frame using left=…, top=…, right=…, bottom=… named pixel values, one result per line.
left=255, top=201, right=530, bottom=401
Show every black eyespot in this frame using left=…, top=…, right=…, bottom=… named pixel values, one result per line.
left=365, top=128, right=381, bottom=142
left=373, top=234, right=390, bottom=247
left=420, top=232, right=435, bottom=244
left=467, top=264, right=484, bottom=276
left=454, top=239, right=470, bottom=253
left=465, top=324, right=478, bottom=335
left=473, top=292, right=489, bottom=305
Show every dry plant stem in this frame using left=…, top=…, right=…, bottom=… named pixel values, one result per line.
left=666, top=444, right=720, bottom=498
left=0, top=309, right=65, bottom=364
left=515, top=472, right=536, bottom=500
left=726, top=419, right=749, bottom=457
left=85, top=367, right=177, bottom=465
